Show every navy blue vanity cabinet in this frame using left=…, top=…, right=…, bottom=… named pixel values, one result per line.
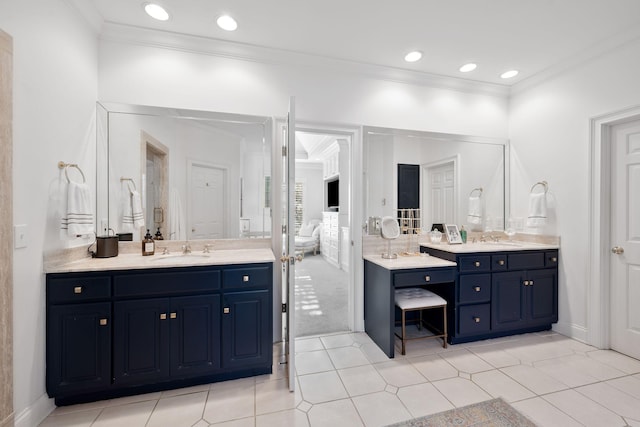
left=420, top=247, right=558, bottom=344
left=46, top=274, right=112, bottom=397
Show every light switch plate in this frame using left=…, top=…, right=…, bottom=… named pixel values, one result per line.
left=14, top=224, right=28, bottom=249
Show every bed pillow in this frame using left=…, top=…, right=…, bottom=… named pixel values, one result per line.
left=298, top=223, right=315, bottom=237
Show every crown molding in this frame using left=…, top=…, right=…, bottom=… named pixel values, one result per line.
left=63, top=0, right=104, bottom=33
left=511, top=23, right=640, bottom=95
left=100, top=22, right=510, bottom=98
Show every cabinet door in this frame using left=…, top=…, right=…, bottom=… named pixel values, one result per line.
left=170, top=295, right=221, bottom=378
left=526, top=269, right=558, bottom=326
left=222, top=290, right=271, bottom=369
left=47, top=302, right=111, bottom=397
left=114, top=298, right=170, bottom=385
left=491, top=271, right=526, bottom=330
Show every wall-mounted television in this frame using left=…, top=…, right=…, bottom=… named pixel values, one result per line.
left=326, top=178, right=339, bottom=211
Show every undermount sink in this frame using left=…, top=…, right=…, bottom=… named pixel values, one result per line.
left=151, top=253, right=211, bottom=261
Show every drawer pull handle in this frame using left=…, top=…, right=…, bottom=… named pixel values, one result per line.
left=74, top=286, right=83, bottom=294
left=243, top=275, right=250, bottom=282
left=474, top=261, right=481, bottom=267
left=473, top=317, right=481, bottom=323
left=498, top=260, right=505, bottom=266
left=424, top=276, right=431, bottom=282
left=474, top=286, right=481, bottom=292
left=223, top=307, right=230, bottom=314
left=170, top=312, right=177, bottom=319
left=550, top=257, right=557, bottom=262
left=99, top=318, right=108, bottom=326
left=160, top=313, right=167, bottom=320
left=530, top=280, right=534, bottom=286
left=523, top=280, right=529, bottom=286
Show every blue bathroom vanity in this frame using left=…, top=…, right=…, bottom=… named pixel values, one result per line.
left=44, top=249, right=274, bottom=405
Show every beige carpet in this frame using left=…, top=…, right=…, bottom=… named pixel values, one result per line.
left=386, top=398, right=537, bottom=427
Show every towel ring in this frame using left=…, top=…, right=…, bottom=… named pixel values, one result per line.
left=469, top=187, right=483, bottom=197
left=120, top=177, right=136, bottom=191
left=58, top=161, right=86, bottom=184
left=530, top=181, right=548, bottom=194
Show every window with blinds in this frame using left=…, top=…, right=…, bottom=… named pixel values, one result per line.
left=295, top=182, right=304, bottom=234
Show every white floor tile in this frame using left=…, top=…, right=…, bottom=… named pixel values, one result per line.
left=543, top=389, right=625, bottom=427
left=472, top=370, right=536, bottom=402
left=409, top=353, right=458, bottom=381
left=439, top=349, right=494, bottom=374
left=501, top=335, right=574, bottom=363
left=295, top=337, right=325, bottom=353
left=607, top=375, right=640, bottom=399
left=534, top=355, right=604, bottom=388
left=337, top=364, right=387, bottom=397
left=396, top=382, right=454, bottom=418
left=468, top=343, right=521, bottom=368
left=92, top=400, right=156, bottom=427
left=255, top=377, right=302, bottom=415
left=512, top=397, right=583, bottom=427
left=38, top=409, right=102, bottom=427
left=295, top=350, right=335, bottom=375
left=307, top=399, right=364, bottom=427
left=352, top=391, right=412, bottom=427
left=501, top=364, right=569, bottom=395
left=587, top=350, right=640, bottom=374
left=326, top=346, right=370, bottom=369
left=160, top=383, right=211, bottom=399
left=360, top=342, right=390, bottom=364
left=203, top=377, right=255, bottom=424
left=298, top=371, right=348, bottom=404
left=431, top=377, right=492, bottom=407
left=256, top=409, right=309, bottom=427
left=373, top=359, right=427, bottom=387
left=105, top=392, right=162, bottom=407
left=146, top=391, right=208, bottom=427
left=577, top=381, right=640, bottom=421
left=320, top=333, right=356, bottom=349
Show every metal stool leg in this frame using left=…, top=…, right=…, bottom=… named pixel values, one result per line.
left=442, top=305, right=448, bottom=348
left=401, top=309, right=406, bottom=355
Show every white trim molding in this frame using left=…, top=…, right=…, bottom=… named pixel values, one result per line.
left=588, top=104, right=640, bottom=349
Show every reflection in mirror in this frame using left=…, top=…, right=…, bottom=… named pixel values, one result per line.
left=364, top=126, right=507, bottom=233
left=97, top=103, right=272, bottom=241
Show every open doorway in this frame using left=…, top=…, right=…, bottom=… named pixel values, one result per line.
left=293, top=130, right=351, bottom=337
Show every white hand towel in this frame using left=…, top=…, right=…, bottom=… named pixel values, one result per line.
left=467, top=195, right=483, bottom=225
left=63, top=181, right=94, bottom=236
left=526, top=192, right=547, bottom=227
left=122, top=188, right=145, bottom=231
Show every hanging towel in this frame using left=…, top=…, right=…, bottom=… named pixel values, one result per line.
left=467, top=195, right=483, bottom=225
left=121, top=183, right=145, bottom=231
left=62, top=181, right=94, bottom=236
left=169, top=189, right=185, bottom=240
left=526, top=192, right=547, bottom=227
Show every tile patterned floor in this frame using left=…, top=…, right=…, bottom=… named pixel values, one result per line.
left=39, top=331, right=640, bottom=427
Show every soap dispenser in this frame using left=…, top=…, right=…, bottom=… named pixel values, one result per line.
left=154, top=227, right=164, bottom=240
left=142, top=229, right=155, bottom=256
left=460, top=226, right=467, bottom=244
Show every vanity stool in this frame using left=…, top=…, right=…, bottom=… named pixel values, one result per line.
left=394, top=288, right=447, bottom=355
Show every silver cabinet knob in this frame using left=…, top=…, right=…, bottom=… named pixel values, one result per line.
left=612, top=246, right=624, bottom=255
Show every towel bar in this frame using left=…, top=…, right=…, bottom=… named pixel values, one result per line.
left=58, top=161, right=86, bottom=184
left=120, top=177, right=137, bottom=191
left=530, top=181, right=548, bottom=194
left=469, top=187, right=483, bottom=197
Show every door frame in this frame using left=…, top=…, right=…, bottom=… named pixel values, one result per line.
left=421, top=155, right=460, bottom=228
left=588, top=104, right=640, bottom=349
left=186, top=159, right=229, bottom=239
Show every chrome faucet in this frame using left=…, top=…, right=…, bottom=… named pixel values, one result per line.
left=181, top=242, right=192, bottom=255
left=203, top=244, right=213, bottom=254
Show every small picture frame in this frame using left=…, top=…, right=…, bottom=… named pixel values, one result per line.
left=445, top=224, right=463, bottom=244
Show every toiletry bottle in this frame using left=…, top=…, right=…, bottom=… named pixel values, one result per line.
left=460, top=226, right=467, bottom=243
left=142, top=229, right=155, bottom=256
left=155, top=227, right=164, bottom=240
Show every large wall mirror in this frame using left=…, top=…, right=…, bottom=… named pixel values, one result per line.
left=364, top=126, right=508, bottom=233
left=97, top=102, right=272, bottom=241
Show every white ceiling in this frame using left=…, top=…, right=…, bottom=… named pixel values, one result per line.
left=90, top=0, right=640, bottom=86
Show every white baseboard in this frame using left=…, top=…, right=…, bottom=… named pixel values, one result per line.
left=15, top=394, right=54, bottom=427
left=553, top=321, right=589, bottom=345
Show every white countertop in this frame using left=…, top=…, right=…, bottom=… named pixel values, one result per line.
left=420, top=241, right=559, bottom=253
left=364, top=254, right=456, bottom=270
left=45, top=248, right=276, bottom=274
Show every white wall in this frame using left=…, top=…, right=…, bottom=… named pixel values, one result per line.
left=0, top=0, right=99, bottom=424
left=295, top=162, right=324, bottom=224
left=509, top=38, right=640, bottom=342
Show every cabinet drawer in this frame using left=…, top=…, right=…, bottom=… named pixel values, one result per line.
left=48, top=275, right=111, bottom=304
left=545, top=251, right=559, bottom=267
left=223, top=265, right=271, bottom=289
left=458, top=304, right=491, bottom=335
left=492, top=255, right=508, bottom=271
left=459, top=274, right=491, bottom=303
left=508, top=253, right=544, bottom=270
left=393, top=268, right=455, bottom=287
left=114, top=269, right=220, bottom=297
left=458, top=255, right=491, bottom=273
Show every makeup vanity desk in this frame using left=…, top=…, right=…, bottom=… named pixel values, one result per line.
left=364, top=255, right=457, bottom=358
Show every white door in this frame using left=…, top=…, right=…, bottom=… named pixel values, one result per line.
left=281, top=97, right=297, bottom=391
left=424, top=162, right=455, bottom=227
left=189, top=163, right=226, bottom=239
left=610, top=118, right=640, bottom=359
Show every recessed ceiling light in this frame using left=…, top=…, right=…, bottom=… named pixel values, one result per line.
left=217, top=15, right=238, bottom=31
left=500, top=70, right=519, bottom=79
left=143, top=3, right=170, bottom=21
left=404, top=51, right=423, bottom=63
left=459, top=63, right=477, bottom=73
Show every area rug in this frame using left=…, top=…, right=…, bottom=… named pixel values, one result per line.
left=386, top=398, right=536, bottom=427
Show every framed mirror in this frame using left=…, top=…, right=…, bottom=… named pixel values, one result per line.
left=96, top=102, right=273, bottom=241
left=363, top=126, right=508, bottom=233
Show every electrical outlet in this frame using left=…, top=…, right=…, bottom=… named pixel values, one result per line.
left=14, top=224, right=28, bottom=249
left=100, top=218, right=108, bottom=234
